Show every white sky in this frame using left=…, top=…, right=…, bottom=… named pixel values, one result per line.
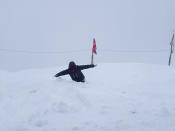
left=0, top=0, right=175, bottom=71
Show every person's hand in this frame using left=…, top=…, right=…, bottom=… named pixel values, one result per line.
left=54, top=74, right=58, bottom=77
left=93, top=64, right=97, bottom=67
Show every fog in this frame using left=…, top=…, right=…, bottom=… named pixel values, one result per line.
left=0, top=0, right=175, bottom=71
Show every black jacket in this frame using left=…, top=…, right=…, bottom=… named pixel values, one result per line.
left=55, top=61, right=95, bottom=82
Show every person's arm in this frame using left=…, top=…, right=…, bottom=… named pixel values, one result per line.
left=54, top=69, right=69, bottom=77
left=78, top=64, right=96, bottom=70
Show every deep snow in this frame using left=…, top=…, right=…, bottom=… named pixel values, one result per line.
left=0, top=63, right=175, bottom=131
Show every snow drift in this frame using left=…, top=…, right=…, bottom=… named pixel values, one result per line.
left=0, top=63, right=175, bottom=131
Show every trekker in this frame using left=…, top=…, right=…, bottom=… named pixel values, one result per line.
left=54, top=61, right=96, bottom=82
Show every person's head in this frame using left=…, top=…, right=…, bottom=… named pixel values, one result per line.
left=69, top=61, right=76, bottom=71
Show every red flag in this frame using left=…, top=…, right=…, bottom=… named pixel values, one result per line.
left=92, top=38, right=97, bottom=54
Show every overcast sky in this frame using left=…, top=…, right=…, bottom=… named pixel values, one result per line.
left=0, top=0, right=175, bottom=71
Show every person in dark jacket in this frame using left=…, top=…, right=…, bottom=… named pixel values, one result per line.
left=54, top=61, right=96, bottom=82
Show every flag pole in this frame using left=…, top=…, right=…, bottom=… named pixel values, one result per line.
left=168, top=33, right=174, bottom=66
left=168, top=51, right=172, bottom=66
left=91, top=48, right=94, bottom=64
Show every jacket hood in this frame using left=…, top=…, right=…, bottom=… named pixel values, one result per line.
left=69, top=61, right=76, bottom=68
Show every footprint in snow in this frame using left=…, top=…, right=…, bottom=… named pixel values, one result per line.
left=34, top=120, right=48, bottom=128
left=29, top=90, right=37, bottom=94
left=14, top=127, right=28, bottom=131
left=52, top=102, right=76, bottom=113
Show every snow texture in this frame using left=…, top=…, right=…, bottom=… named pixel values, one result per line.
left=0, top=63, right=175, bottom=131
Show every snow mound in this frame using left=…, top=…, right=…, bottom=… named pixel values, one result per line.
left=0, top=63, right=175, bottom=131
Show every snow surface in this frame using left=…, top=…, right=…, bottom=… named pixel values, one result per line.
left=0, top=63, right=175, bottom=131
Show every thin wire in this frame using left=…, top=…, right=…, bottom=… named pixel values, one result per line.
left=99, top=49, right=169, bottom=53
left=0, top=48, right=90, bottom=54
left=0, top=48, right=169, bottom=54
